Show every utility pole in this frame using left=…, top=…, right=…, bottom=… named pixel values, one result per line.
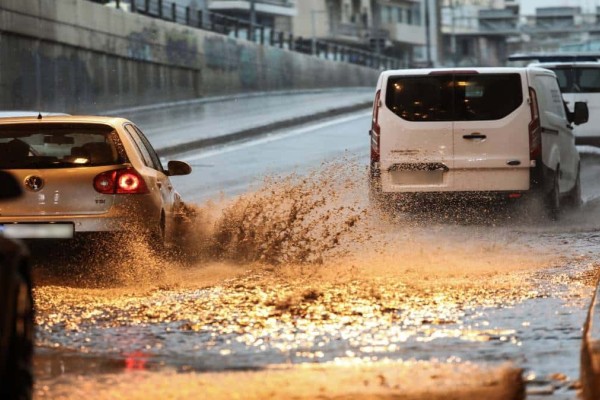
left=250, top=0, right=257, bottom=42
left=425, top=0, right=431, bottom=67
left=451, top=0, right=458, bottom=66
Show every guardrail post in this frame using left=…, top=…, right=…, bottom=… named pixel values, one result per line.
left=130, top=0, right=136, bottom=12
left=115, top=0, right=120, bottom=9
left=185, top=6, right=190, bottom=25
left=260, top=26, right=265, bottom=45
left=288, top=34, right=294, bottom=51
left=197, top=10, right=203, bottom=28
left=158, top=0, right=163, bottom=18
left=278, top=31, right=284, bottom=48
left=145, top=0, right=150, bottom=13
left=171, top=3, right=176, bottom=21
left=234, top=19, right=239, bottom=38
left=269, top=29, right=275, bottom=46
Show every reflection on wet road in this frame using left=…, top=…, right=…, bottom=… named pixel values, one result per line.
left=31, top=113, right=600, bottom=399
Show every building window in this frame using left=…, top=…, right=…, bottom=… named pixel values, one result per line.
left=381, top=6, right=390, bottom=24
left=412, top=3, right=421, bottom=25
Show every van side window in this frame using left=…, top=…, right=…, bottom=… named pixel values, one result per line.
left=385, top=74, right=522, bottom=122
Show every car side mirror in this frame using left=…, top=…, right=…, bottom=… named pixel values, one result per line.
left=167, top=160, right=192, bottom=176
left=0, top=171, right=22, bottom=200
left=573, top=101, right=589, bottom=125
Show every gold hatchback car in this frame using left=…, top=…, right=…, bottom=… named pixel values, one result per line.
left=0, top=115, right=191, bottom=247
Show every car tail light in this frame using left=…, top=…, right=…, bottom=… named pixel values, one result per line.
left=370, top=89, right=381, bottom=164
left=94, top=168, right=149, bottom=194
left=528, top=87, right=541, bottom=160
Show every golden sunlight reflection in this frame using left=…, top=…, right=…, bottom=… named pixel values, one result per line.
left=31, top=157, right=597, bottom=399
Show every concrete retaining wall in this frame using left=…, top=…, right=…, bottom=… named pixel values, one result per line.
left=0, top=0, right=380, bottom=113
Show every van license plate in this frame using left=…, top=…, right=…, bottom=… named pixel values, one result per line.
left=391, top=170, right=444, bottom=185
left=0, top=223, right=74, bottom=239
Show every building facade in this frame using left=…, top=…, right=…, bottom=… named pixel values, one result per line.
left=293, top=0, right=437, bottom=68
left=440, top=1, right=600, bottom=67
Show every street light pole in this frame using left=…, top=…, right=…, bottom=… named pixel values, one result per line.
left=311, top=10, right=317, bottom=55
left=250, top=0, right=256, bottom=42
left=451, top=0, right=457, bottom=66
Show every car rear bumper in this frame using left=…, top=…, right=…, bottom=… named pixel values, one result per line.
left=0, top=212, right=159, bottom=239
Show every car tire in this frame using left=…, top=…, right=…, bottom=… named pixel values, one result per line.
left=368, top=178, right=396, bottom=219
left=566, top=163, right=582, bottom=209
left=148, top=214, right=166, bottom=254
left=546, top=170, right=561, bottom=221
left=2, top=264, right=34, bottom=400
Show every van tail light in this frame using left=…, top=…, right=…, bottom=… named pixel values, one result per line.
left=94, top=168, right=149, bottom=194
left=528, top=87, right=542, bottom=160
left=370, top=89, right=381, bottom=165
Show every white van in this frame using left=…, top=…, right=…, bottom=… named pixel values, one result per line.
left=369, top=67, right=588, bottom=218
left=529, top=62, right=600, bottom=147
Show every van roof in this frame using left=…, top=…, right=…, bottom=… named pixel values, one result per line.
left=529, top=61, right=600, bottom=68
left=508, top=52, right=600, bottom=62
left=378, top=67, right=548, bottom=79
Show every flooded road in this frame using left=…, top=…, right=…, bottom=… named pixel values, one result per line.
left=30, top=113, right=600, bottom=399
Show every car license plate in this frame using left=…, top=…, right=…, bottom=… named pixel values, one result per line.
left=391, top=170, right=444, bottom=185
left=0, top=223, right=74, bottom=239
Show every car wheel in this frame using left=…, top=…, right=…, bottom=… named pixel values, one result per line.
left=148, top=214, right=166, bottom=253
left=368, top=178, right=396, bottom=219
left=566, top=163, right=582, bottom=209
left=546, top=170, right=561, bottom=221
left=3, top=265, right=34, bottom=400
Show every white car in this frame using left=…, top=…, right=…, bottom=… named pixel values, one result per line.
left=529, top=62, right=600, bottom=147
left=0, top=115, right=191, bottom=247
left=369, top=67, right=588, bottom=219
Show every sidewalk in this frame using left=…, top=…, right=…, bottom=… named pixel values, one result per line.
left=104, top=88, right=374, bottom=156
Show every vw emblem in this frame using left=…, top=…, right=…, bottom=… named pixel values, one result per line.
left=24, top=176, right=44, bottom=192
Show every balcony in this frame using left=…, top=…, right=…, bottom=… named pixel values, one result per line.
left=329, top=23, right=390, bottom=45
left=384, top=22, right=425, bottom=45
left=209, top=0, right=297, bottom=17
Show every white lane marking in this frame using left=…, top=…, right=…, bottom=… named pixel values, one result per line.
left=178, top=111, right=371, bottom=163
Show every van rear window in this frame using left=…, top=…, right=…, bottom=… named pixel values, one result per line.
left=386, top=74, right=523, bottom=122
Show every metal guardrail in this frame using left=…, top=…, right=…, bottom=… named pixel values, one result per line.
left=94, top=0, right=401, bottom=70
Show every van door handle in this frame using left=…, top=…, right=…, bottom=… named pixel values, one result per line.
left=463, top=134, right=486, bottom=140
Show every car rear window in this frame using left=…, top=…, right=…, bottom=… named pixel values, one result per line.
left=550, top=67, right=600, bottom=93
left=0, top=123, right=125, bottom=169
left=385, top=73, right=523, bottom=122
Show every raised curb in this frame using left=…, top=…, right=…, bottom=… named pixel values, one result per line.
left=581, top=275, right=600, bottom=400
left=156, top=100, right=372, bottom=156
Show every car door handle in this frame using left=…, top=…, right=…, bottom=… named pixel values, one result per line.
left=463, top=134, right=486, bottom=140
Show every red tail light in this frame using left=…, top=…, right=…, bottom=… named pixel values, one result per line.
left=94, top=168, right=149, bottom=194
left=528, top=87, right=541, bottom=160
left=370, top=89, right=381, bottom=164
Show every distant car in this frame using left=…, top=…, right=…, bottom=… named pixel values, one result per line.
left=0, top=171, right=33, bottom=400
left=369, top=67, right=588, bottom=219
left=529, top=62, right=600, bottom=147
left=0, top=115, right=192, bottom=248
left=509, top=53, right=600, bottom=147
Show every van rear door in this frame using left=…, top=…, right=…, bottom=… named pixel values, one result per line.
left=452, top=71, right=531, bottom=191
left=378, top=72, right=454, bottom=191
